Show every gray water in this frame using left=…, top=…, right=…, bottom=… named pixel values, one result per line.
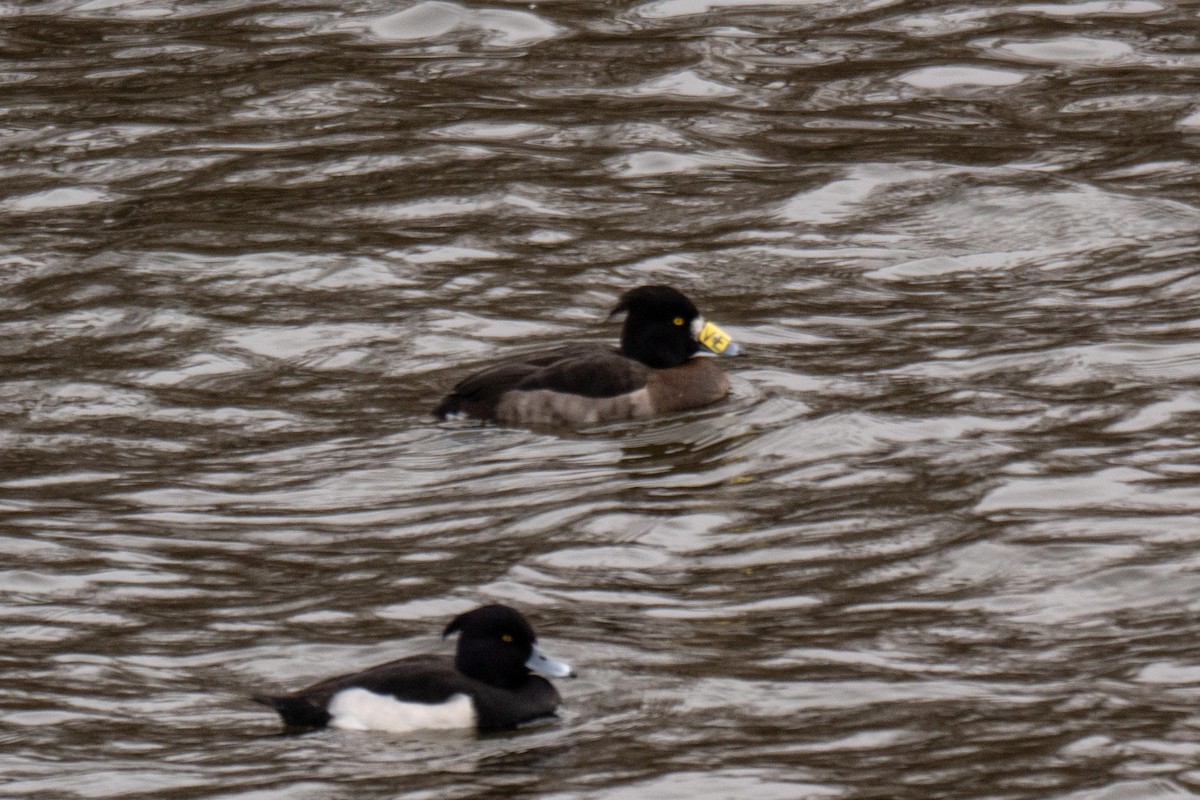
left=3, top=1, right=1200, bottom=798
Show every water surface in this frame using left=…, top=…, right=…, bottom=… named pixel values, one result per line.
left=3, top=1, right=1200, bottom=798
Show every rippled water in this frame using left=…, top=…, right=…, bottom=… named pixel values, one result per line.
left=4, top=1, right=1200, bottom=798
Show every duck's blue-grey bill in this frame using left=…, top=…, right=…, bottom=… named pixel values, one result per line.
left=526, top=645, right=575, bottom=678
left=697, top=320, right=742, bottom=357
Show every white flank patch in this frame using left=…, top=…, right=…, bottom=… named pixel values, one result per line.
left=326, top=688, right=476, bottom=733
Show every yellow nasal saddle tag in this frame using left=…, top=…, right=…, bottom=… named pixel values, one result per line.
left=697, top=321, right=734, bottom=354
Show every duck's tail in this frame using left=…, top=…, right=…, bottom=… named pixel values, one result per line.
left=432, top=393, right=462, bottom=419
left=252, top=693, right=331, bottom=729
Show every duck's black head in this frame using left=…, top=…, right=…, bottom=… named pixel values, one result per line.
left=444, top=604, right=572, bottom=689
left=610, top=285, right=705, bottom=368
left=611, top=285, right=742, bottom=368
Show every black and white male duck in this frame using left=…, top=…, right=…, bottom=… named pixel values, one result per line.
left=253, top=604, right=573, bottom=733
left=433, top=285, right=742, bottom=426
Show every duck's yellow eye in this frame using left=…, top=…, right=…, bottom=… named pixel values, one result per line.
left=673, top=317, right=685, bottom=326
left=501, top=634, right=513, bottom=643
